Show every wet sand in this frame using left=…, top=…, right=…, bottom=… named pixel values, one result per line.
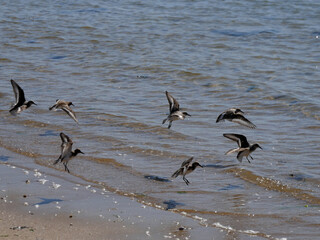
left=0, top=159, right=226, bottom=240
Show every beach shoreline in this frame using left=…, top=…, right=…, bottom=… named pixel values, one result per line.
left=0, top=156, right=225, bottom=240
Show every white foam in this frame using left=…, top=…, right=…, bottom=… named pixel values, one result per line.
left=240, top=229, right=260, bottom=234
left=212, top=222, right=234, bottom=231
left=52, top=182, right=61, bottom=189
left=34, top=172, right=42, bottom=177
left=38, top=179, right=48, bottom=184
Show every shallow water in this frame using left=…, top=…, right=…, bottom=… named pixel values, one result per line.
left=0, top=0, right=320, bottom=239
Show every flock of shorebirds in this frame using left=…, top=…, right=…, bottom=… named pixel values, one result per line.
left=8, top=79, right=262, bottom=185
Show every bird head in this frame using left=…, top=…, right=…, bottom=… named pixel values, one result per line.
left=193, top=162, right=203, bottom=168
left=252, top=144, right=262, bottom=150
left=74, top=149, right=84, bottom=155
left=232, top=108, right=244, bottom=115
left=27, top=101, right=37, bottom=106
left=68, top=102, right=74, bottom=107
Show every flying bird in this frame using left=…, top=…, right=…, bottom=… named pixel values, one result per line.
left=53, top=132, right=84, bottom=173
left=9, top=79, right=36, bottom=114
left=49, top=99, right=79, bottom=124
left=223, top=133, right=262, bottom=163
left=216, top=108, right=256, bottom=129
left=162, top=91, right=191, bottom=129
left=171, top=157, right=203, bottom=185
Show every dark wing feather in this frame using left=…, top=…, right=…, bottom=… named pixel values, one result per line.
left=61, top=106, right=79, bottom=123
left=171, top=168, right=182, bottom=178
left=180, top=157, right=193, bottom=168
left=60, top=132, right=72, bottom=144
left=11, top=80, right=26, bottom=105
left=231, top=115, right=256, bottom=129
left=171, top=157, right=194, bottom=178
left=223, top=134, right=249, bottom=148
left=216, top=112, right=226, bottom=123
left=10, top=80, right=26, bottom=113
left=166, top=91, right=180, bottom=113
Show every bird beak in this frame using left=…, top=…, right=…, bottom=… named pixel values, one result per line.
left=80, top=151, right=84, bottom=154
left=199, top=164, right=203, bottom=168
left=185, top=113, right=191, bottom=117
left=259, top=146, right=263, bottom=150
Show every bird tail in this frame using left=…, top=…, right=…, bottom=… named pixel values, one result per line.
left=171, top=169, right=182, bottom=179
left=9, top=108, right=17, bottom=115
left=53, top=157, right=61, bottom=165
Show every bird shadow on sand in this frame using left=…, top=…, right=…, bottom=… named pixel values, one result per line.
left=163, top=200, right=185, bottom=210
left=33, top=198, right=63, bottom=206
left=0, top=155, right=10, bottom=162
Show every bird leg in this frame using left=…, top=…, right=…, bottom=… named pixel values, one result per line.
left=63, top=162, right=70, bottom=173
left=183, top=176, right=189, bottom=185
left=246, top=156, right=251, bottom=163
left=168, top=121, right=172, bottom=129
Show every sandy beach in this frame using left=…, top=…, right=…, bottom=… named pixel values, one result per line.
left=0, top=152, right=225, bottom=240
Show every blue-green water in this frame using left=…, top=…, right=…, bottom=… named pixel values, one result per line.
left=0, top=1, right=319, bottom=239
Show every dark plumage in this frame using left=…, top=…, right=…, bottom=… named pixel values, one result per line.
left=162, top=91, right=191, bottom=129
left=171, top=157, right=203, bottom=185
left=9, top=79, right=36, bottom=114
left=223, top=133, right=262, bottom=163
left=216, top=108, right=256, bottom=129
left=53, top=132, right=84, bottom=173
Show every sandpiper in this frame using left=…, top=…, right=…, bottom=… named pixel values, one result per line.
left=216, top=108, right=256, bottom=129
left=171, top=157, right=203, bottom=185
left=53, top=132, right=84, bottom=173
left=49, top=99, right=79, bottom=124
left=162, top=91, right=191, bottom=129
left=9, top=79, right=36, bottom=114
left=223, top=133, right=262, bottom=163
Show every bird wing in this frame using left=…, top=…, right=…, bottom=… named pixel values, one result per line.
left=60, top=132, right=73, bottom=144
left=166, top=91, right=180, bottom=113
left=171, top=157, right=193, bottom=178
left=231, top=115, right=256, bottom=129
left=49, top=99, right=61, bottom=111
left=180, top=157, right=193, bottom=168
left=237, top=149, right=250, bottom=163
left=60, top=142, right=73, bottom=161
left=61, top=105, right=79, bottom=124
left=10, top=80, right=26, bottom=113
left=11, top=80, right=26, bottom=105
left=223, top=133, right=249, bottom=148
left=49, top=104, right=57, bottom=111
left=55, top=133, right=72, bottom=163
left=171, top=168, right=183, bottom=178
left=216, top=112, right=226, bottom=123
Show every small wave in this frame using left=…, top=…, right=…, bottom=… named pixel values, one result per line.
left=226, top=167, right=320, bottom=205
left=211, top=29, right=276, bottom=37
